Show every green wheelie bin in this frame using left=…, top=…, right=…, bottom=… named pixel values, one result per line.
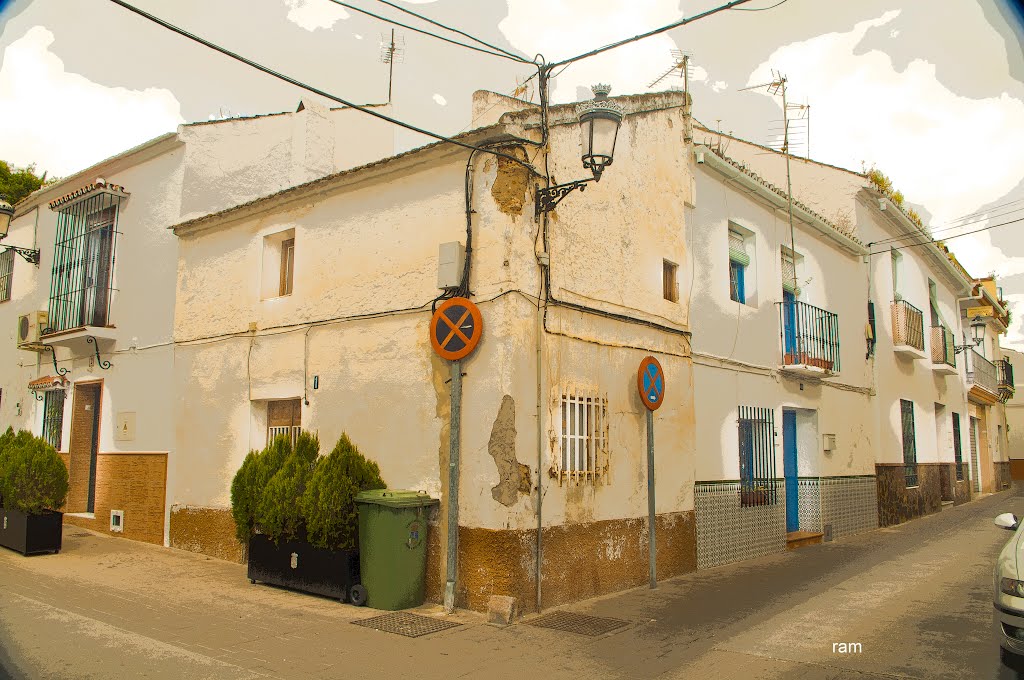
left=355, top=490, right=439, bottom=610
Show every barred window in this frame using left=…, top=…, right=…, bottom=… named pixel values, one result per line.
left=557, top=391, right=609, bottom=483
left=267, top=398, right=301, bottom=447
left=42, top=390, right=66, bottom=450
left=901, top=399, right=918, bottom=487
left=0, top=248, right=13, bottom=302
left=738, top=406, right=777, bottom=506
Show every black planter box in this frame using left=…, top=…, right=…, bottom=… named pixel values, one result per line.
left=0, top=508, right=63, bottom=556
left=247, top=534, right=360, bottom=601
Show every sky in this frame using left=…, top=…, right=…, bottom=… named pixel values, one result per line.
left=1, top=0, right=1023, bottom=342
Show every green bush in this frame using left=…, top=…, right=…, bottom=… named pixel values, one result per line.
left=230, top=434, right=293, bottom=543
left=302, top=433, right=386, bottom=551
left=255, top=432, right=320, bottom=543
left=0, top=434, right=68, bottom=514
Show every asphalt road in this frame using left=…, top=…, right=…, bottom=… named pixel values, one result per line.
left=0, top=489, right=1022, bottom=679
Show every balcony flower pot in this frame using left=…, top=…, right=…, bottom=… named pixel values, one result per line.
left=247, top=534, right=360, bottom=601
left=0, top=507, right=62, bottom=556
left=806, top=357, right=834, bottom=371
left=740, top=488, right=771, bottom=507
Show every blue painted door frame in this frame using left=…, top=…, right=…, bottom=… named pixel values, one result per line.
left=783, top=410, right=798, bottom=532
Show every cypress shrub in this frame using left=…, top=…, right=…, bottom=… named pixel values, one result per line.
left=230, top=434, right=293, bottom=543
left=255, top=432, right=320, bottom=543
left=302, top=433, right=386, bottom=551
left=0, top=434, right=68, bottom=515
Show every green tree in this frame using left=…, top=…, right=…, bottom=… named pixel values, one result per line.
left=0, top=434, right=69, bottom=514
left=0, top=161, right=52, bottom=205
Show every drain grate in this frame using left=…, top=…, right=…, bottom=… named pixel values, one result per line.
left=352, top=612, right=462, bottom=638
left=525, top=611, right=628, bottom=636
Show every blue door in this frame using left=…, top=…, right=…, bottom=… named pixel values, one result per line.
left=782, top=290, right=797, bottom=358
left=783, top=410, right=798, bottom=532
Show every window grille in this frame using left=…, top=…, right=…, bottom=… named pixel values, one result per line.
left=738, top=405, right=777, bottom=506
left=42, top=390, right=66, bottom=450
left=952, top=412, right=963, bottom=481
left=47, top=191, right=123, bottom=333
left=268, top=425, right=302, bottom=447
left=900, top=399, right=918, bottom=487
left=0, top=248, right=13, bottom=302
left=557, top=391, right=609, bottom=484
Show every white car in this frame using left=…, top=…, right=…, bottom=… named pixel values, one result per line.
left=994, top=512, right=1024, bottom=662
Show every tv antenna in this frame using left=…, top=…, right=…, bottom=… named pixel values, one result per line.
left=379, top=29, right=405, bottom=104
left=739, top=70, right=798, bottom=292
left=767, top=101, right=811, bottom=158
left=649, top=49, right=694, bottom=94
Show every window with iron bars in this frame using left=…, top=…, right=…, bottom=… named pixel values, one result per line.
left=901, top=399, right=918, bottom=487
left=738, top=405, right=778, bottom=506
left=0, top=248, right=13, bottom=303
left=952, top=412, right=964, bottom=481
left=47, top=191, right=123, bottom=333
left=556, top=391, right=609, bottom=484
left=268, top=425, right=302, bottom=447
left=42, top=390, right=65, bottom=450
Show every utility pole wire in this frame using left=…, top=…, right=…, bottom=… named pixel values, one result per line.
left=868, top=204, right=1024, bottom=248
left=868, top=216, right=1024, bottom=255
left=105, top=0, right=540, bottom=174
left=548, top=0, right=755, bottom=68
left=371, top=0, right=523, bottom=61
left=327, top=0, right=530, bottom=62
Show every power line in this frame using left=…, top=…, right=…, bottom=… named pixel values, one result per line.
left=868, top=204, right=1024, bottom=248
left=105, top=0, right=540, bottom=174
left=869, top=216, right=1024, bottom=255
left=732, top=0, right=789, bottom=10
left=549, top=0, right=755, bottom=69
left=371, top=0, right=523, bottom=61
left=327, top=0, right=529, bottom=63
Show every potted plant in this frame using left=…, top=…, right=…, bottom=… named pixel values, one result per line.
left=0, top=428, right=68, bottom=556
left=232, top=432, right=385, bottom=603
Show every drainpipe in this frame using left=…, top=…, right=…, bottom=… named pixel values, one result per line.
left=535, top=278, right=544, bottom=612
left=444, top=358, right=462, bottom=614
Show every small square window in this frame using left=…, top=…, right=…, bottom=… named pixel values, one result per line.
left=663, top=259, right=678, bottom=302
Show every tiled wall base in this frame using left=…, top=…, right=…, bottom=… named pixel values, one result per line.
left=796, top=477, right=878, bottom=541
left=695, top=482, right=785, bottom=570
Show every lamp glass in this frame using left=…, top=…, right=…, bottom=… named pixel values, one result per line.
left=971, top=319, right=985, bottom=345
left=0, top=199, right=13, bottom=239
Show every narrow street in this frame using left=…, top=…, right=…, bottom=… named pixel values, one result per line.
left=1, top=489, right=1021, bottom=680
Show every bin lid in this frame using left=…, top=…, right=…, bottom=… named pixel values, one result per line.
left=355, top=489, right=439, bottom=508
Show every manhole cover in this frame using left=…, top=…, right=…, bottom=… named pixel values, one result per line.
left=526, top=611, right=628, bottom=636
left=352, top=612, right=462, bottom=638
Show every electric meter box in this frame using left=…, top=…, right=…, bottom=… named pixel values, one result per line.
left=437, top=241, right=465, bottom=290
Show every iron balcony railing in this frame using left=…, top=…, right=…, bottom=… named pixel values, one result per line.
left=777, top=300, right=841, bottom=372
left=998, top=358, right=1015, bottom=403
left=891, top=299, right=925, bottom=351
left=930, top=325, right=956, bottom=368
left=968, top=349, right=998, bottom=395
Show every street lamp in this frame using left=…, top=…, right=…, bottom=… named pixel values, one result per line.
left=954, top=316, right=986, bottom=354
left=0, top=196, right=40, bottom=265
left=535, top=84, right=625, bottom=216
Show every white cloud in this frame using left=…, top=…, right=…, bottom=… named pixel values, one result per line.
left=354, top=34, right=363, bottom=40
left=283, top=0, right=348, bottom=31
left=499, top=1, right=683, bottom=102
left=432, top=93, right=447, bottom=106
left=0, top=26, right=183, bottom=177
left=711, top=80, right=728, bottom=93
left=747, top=10, right=1024, bottom=226
left=690, top=66, right=709, bottom=83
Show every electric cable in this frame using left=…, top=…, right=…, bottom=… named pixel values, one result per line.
left=549, top=0, right=755, bottom=68
left=731, top=0, right=789, bottom=10
left=327, top=0, right=529, bottom=62
left=371, top=0, right=523, bottom=60
left=105, top=0, right=541, bottom=174
left=868, top=204, right=1024, bottom=248
left=868, top=216, right=1024, bottom=255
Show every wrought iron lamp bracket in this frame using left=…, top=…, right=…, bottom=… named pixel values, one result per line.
left=87, top=336, right=112, bottom=370
left=41, top=345, right=69, bottom=376
left=32, top=390, right=43, bottom=402
left=535, top=179, right=594, bottom=217
left=1, top=245, right=40, bottom=265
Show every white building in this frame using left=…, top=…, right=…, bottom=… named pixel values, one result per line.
left=0, top=100, right=395, bottom=547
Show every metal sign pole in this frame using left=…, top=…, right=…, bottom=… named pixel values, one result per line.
left=444, top=358, right=462, bottom=613
left=647, top=408, right=656, bottom=589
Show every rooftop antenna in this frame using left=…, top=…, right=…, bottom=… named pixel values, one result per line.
left=649, top=49, right=693, bottom=94
left=767, top=100, right=811, bottom=158
left=379, top=29, right=405, bottom=104
left=740, top=70, right=798, bottom=293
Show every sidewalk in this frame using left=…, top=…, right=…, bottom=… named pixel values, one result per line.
left=1, top=490, right=1021, bottom=680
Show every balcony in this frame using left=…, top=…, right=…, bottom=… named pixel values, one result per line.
left=777, top=300, right=840, bottom=377
left=891, top=300, right=926, bottom=359
left=930, top=325, right=957, bottom=375
left=968, top=349, right=999, bottom=404
left=998, top=358, right=1015, bottom=403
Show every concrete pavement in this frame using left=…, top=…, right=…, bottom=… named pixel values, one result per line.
left=1, top=490, right=1022, bottom=679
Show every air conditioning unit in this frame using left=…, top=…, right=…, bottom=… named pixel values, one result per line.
left=17, top=311, right=48, bottom=350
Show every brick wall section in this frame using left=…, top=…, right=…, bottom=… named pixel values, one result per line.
left=67, top=383, right=101, bottom=513
left=875, top=463, right=943, bottom=527
left=169, top=507, right=245, bottom=563
left=59, top=452, right=167, bottom=545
